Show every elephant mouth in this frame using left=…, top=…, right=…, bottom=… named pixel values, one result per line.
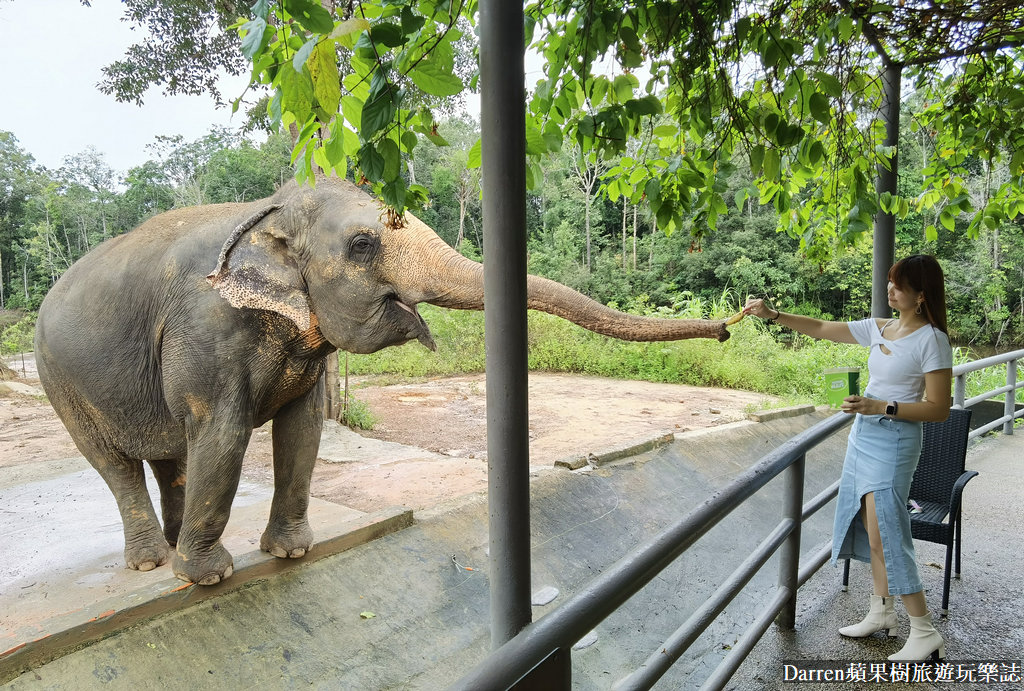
left=391, top=297, right=437, bottom=351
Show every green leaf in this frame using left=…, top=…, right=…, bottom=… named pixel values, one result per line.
left=331, top=18, right=371, bottom=44
left=401, top=130, right=418, bottom=154
left=293, top=38, right=318, bottom=71
left=624, top=95, right=662, bottom=116
left=578, top=114, right=595, bottom=138
left=284, top=0, right=335, bottom=34
left=341, top=95, right=362, bottom=130
left=734, top=187, right=749, bottom=210
left=252, top=0, right=271, bottom=19
left=809, top=93, right=831, bottom=124
left=379, top=137, right=401, bottom=181
left=749, top=145, right=765, bottom=176
left=1010, top=148, right=1024, bottom=175
left=324, top=121, right=346, bottom=167
left=359, top=142, right=385, bottom=181
left=467, top=138, right=482, bottom=169
left=267, top=90, right=283, bottom=128
left=309, top=43, right=341, bottom=114
left=525, top=123, right=546, bottom=155
left=542, top=121, right=563, bottom=151
left=808, top=140, right=825, bottom=166
left=240, top=18, right=269, bottom=59
left=401, top=6, right=426, bottom=35
left=763, top=148, right=781, bottom=181
left=361, top=76, right=399, bottom=139
left=815, top=71, right=843, bottom=99
left=409, top=60, right=464, bottom=97
left=380, top=178, right=406, bottom=210
left=370, top=23, right=405, bottom=48
left=278, top=64, right=315, bottom=125
left=612, top=74, right=637, bottom=102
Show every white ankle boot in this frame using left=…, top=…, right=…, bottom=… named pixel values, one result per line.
left=888, top=612, right=945, bottom=661
left=839, top=595, right=898, bottom=638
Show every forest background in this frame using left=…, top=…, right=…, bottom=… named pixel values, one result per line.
left=3, top=102, right=1022, bottom=343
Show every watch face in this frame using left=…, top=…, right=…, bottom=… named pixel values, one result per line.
left=886, top=403, right=896, bottom=416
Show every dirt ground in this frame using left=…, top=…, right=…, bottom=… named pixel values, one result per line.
left=1, top=356, right=778, bottom=511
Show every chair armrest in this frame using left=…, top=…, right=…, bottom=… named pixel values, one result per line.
left=948, top=470, right=980, bottom=518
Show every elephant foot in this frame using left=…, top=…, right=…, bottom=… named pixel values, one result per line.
left=124, top=536, right=172, bottom=572
left=172, top=542, right=234, bottom=586
left=260, top=519, right=313, bottom=560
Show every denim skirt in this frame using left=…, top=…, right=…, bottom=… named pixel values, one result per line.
left=830, top=412, right=924, bottom=595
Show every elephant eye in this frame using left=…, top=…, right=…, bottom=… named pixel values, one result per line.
left=348, top=234, right=378, bottom=263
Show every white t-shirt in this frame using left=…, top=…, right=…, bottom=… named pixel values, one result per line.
left=847, top=318, right=953, bottom=403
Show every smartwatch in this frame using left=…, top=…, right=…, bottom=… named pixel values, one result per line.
left=885, top=401, right=899, bottom=418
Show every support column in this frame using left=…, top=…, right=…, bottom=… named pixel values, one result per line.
left=871, top=61, right=902, bottom=318
left=480, top=0, right=531, bottom=648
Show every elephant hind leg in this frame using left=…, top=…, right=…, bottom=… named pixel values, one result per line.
left=42, top=376, right=170, bottom=571
left=82, top=443, right=171, bottom=572
left=147, top=458, right=187, bottom=547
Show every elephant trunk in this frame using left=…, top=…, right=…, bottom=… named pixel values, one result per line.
left=524, top=274, right=730, bottom=342
left=403, top=217, right=729, bottom=343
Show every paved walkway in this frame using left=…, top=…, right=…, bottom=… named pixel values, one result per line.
left=738, top=429, right=1024, bottom=690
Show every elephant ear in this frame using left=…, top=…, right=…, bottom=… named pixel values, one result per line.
left=206, top=204, right=313, bottom=331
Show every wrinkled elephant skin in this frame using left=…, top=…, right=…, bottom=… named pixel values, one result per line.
left=34, top=177, right=730, bottom=585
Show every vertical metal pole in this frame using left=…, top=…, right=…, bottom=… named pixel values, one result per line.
left=953, top=373, right=966, bottom=409
left=871, top=61, right=902, bottom=318
left=776, top=454, right=805, bottom=629
left=480, top=0, right=531, bottom=648
left=1005, top=359, right=1017, bottom=435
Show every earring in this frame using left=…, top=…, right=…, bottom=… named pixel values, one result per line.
left=915, top=303, right=923, bottom=315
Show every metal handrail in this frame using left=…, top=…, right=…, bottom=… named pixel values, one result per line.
left=952, top=348, right=1024, bottom=437
left=452, top=412, right=854, bottom=690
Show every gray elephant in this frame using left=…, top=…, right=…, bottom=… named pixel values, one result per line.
left=35, top=177, right=731, bottom=585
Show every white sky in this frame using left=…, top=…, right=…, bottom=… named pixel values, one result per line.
left=0, top=0, right=250, bottom=175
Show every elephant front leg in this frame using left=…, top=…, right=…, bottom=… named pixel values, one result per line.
left=173, top=418, right=252, bottom=585
left=261, top=380, right=322, bottom=559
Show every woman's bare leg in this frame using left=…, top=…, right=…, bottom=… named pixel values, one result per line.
left=862, top=492, right=890, bottom=597
left=863, top=492, right=928, bottom=615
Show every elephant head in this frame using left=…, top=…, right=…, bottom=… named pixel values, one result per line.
left=206, top=177, right=731, bottom=353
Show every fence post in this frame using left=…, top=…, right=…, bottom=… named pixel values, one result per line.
left=953, top=372, right=966, bottom=409
left=776, top=454, right=805, bottom=629
left=1006, top=358, right=1018, bottom=436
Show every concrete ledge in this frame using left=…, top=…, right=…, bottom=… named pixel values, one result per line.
left=746, top=404, right=818, bottom=423
left=0, top=505, right=412, bottom=683
left=555, top=431, right=675, bottom=470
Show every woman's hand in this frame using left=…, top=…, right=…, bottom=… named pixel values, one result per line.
left=743, top=298, right=776, bottom=319
left=840, top=396, right=885, bottom=416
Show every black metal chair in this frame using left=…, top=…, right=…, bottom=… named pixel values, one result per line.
left=842, top=407, right=977, bottom=615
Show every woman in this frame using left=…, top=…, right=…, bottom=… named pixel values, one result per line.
left=743, top=254, right=953, bottom=662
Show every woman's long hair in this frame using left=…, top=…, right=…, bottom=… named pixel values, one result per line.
left=888, top=254, right=948, bottom=334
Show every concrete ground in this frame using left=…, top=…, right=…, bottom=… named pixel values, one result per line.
left=1, top=409, right=1020, bottom=690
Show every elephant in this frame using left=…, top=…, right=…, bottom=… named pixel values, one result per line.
left=34, top=176, right=731, bottom=585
